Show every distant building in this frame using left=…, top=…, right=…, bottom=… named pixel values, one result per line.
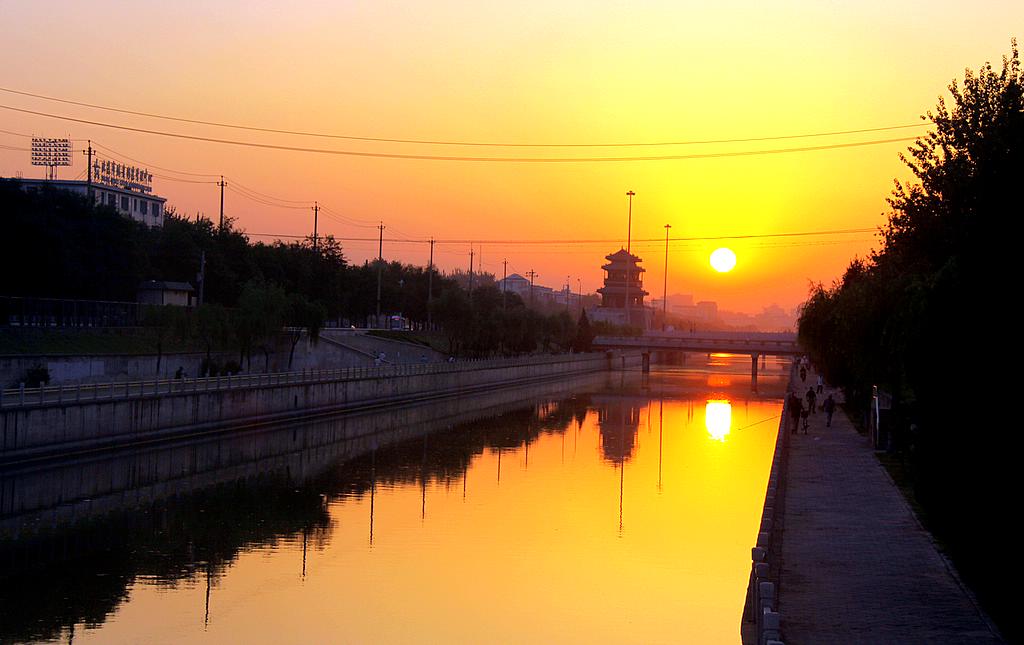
left=695, top=300, right=718, bottom=321
left=137, top=281, right=194, bottom=307
left=15, top=175, right=167, bottom=228
left=498, top=273, right=533, bottom=300
left=591, top=249, right=650, bottom=328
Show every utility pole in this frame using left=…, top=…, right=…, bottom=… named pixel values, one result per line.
left=663, top=223, right=672, bottom=332
left=577, top=277, right=583, bottom=317
left=376, top=222, right=385, bottom=323
left=218, top=176, right=227, bottom=230
left=502, top=259, right=508, bottom=310
left=624, top=190, right=635, bottom=327
left=312, top=201, right=319, bottom=251
left=197, top=250, right=206, bottom=306
left=468, top=246, right=475, bottom=299
left=83, top=140, right=94, bottom=203
left=427, top=237, right=435, bottom=329
left=526, top=270, right=537, bottom=307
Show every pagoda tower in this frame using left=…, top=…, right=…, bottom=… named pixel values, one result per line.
left=595, top=248, right=649, bottom=327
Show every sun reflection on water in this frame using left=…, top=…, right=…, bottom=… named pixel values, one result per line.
left=705, top=400, right=732, bottom=441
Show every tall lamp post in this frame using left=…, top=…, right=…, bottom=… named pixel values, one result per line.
left=662, top=224, right=671, bottom=332
left=624, top=190, right=635, bottom=327
left=577, top=277, right=583, bottom=317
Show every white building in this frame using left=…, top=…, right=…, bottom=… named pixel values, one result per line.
left=497, top=273, right=532, bottom=300
left=16, top=178, right=167, bottom=227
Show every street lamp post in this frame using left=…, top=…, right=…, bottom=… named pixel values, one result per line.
left=663, top=224, right=671, bottom=332
left=624, top=190, right=635, bottom=327
left=577, top=277, right=582, bottom=318
left=565, top=275, right=571, bottom=314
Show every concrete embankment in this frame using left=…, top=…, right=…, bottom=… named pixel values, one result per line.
left=1, top=353, right=616, bottom=464
left=0, top=329, right=447, bottom=387
left=742, top=368, right=1003, bottom=644
left=1, top=369, right=610, bottom=543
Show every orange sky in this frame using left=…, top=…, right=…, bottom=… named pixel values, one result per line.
left=1, top=2, right=1021, bottom=312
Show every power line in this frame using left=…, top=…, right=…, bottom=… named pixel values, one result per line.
left=0, top=103, right=920, bottom=163
left=230, top=227, right=875, bottom=246
left=0, top=85, right=927, bottom=148
left=92, top=142, right=220, bottom=178
left=226, top=185, right=309, bottom=210
left=228, top=177, right=309, bottom=204
left=228, top=183, right=307, bottom=207
left=152, top=173, right=218, bottom=185
left=318, top=204, right=379, bottom=227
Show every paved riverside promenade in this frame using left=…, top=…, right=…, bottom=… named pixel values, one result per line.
left=778, top=376, right=1003, bottom=644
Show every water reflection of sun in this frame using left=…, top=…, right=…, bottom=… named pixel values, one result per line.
left=705, top=400, right=732, bottom=441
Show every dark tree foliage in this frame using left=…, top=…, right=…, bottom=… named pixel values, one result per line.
left=798, top=41, right=1021, bottom=637
left=0, top=183, right=149, bottom=300
left=574, top=309, right=595, bottom=352
left=1, top=180, right=589, bottom=360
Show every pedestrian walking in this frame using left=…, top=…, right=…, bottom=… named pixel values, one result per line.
left=789, top=391, right=802, bottom=434
left=823, top=394, right=836, bottom=427
left=816, top=374, right=824, bottom=394
left=806, top=387, right=817, bottom=414
left=801, top=401, right=810, bottom=433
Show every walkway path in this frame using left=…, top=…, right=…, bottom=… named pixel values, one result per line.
left=778, top=378, right=1002, bottom=644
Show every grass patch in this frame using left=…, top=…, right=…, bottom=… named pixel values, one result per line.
left=0, top=327, right=207, bottom=355
left=365, top=330, right=449, bottom=354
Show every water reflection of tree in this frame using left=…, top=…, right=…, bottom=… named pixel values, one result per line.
left=0, top=478, right=330, bottom=644
left=0, top=394, right=590, bottom=643
left=322, top=395, right=591, bottom=498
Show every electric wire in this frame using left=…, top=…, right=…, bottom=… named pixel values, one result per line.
left=0, top=104, right=920, bottom=163
left=0, top=85, right=927, bottom=148
left=92, top=142, right=220, bottom=178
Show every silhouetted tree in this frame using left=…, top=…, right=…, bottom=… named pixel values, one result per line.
left=797, top=41, right=1021, bottom=638
left=574, top=309, right=594, bottom=352
left=286, top=293, right=327, bottom=369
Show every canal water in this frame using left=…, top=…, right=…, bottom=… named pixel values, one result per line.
left=0, top=355, right=787, bottom=644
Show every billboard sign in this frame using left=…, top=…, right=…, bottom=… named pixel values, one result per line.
left=93, top=159, right=153, bottom=194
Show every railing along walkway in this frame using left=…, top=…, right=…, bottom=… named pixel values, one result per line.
left=1, top=353, right=602, bottom=410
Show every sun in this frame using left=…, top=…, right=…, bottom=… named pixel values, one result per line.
left=710, top=247, right=737, bottom=273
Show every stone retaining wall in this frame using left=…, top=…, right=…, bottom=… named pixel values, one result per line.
left=1, top=354, right=617, bottom=463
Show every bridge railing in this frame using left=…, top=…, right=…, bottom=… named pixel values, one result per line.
left=593, top=334, right=800, bottom=350
left=0, top=353, right=606, bottom=410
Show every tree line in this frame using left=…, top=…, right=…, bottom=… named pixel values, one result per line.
left=0, top=180, right=595, bottom=364
left=797, top=42, right=1020, bottom=637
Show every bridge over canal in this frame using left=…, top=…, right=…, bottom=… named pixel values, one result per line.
left=593, top=331, right=800, bottom=391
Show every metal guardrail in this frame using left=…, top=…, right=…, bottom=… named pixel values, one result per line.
left=593, top=334, right=801, bottom=353
left=1, top=295, right=154, bottom=328
left=0, top=353, right=605, bottom=410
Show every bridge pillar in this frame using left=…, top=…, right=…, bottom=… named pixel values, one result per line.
left=641, top=351, right=651, bottom=374
left=751, top=352, right=759, bottom=392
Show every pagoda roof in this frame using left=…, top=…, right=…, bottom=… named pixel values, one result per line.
left=597, top=285, right=649, bottom=296
left=602, top=262, right=645, bottom=272
left=604, top=248, right=643, bottom=263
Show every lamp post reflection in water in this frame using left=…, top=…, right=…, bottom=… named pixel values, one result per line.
left=658, top=397, right=664, bottom=492
left=705, top=400, right=733, bottom=441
